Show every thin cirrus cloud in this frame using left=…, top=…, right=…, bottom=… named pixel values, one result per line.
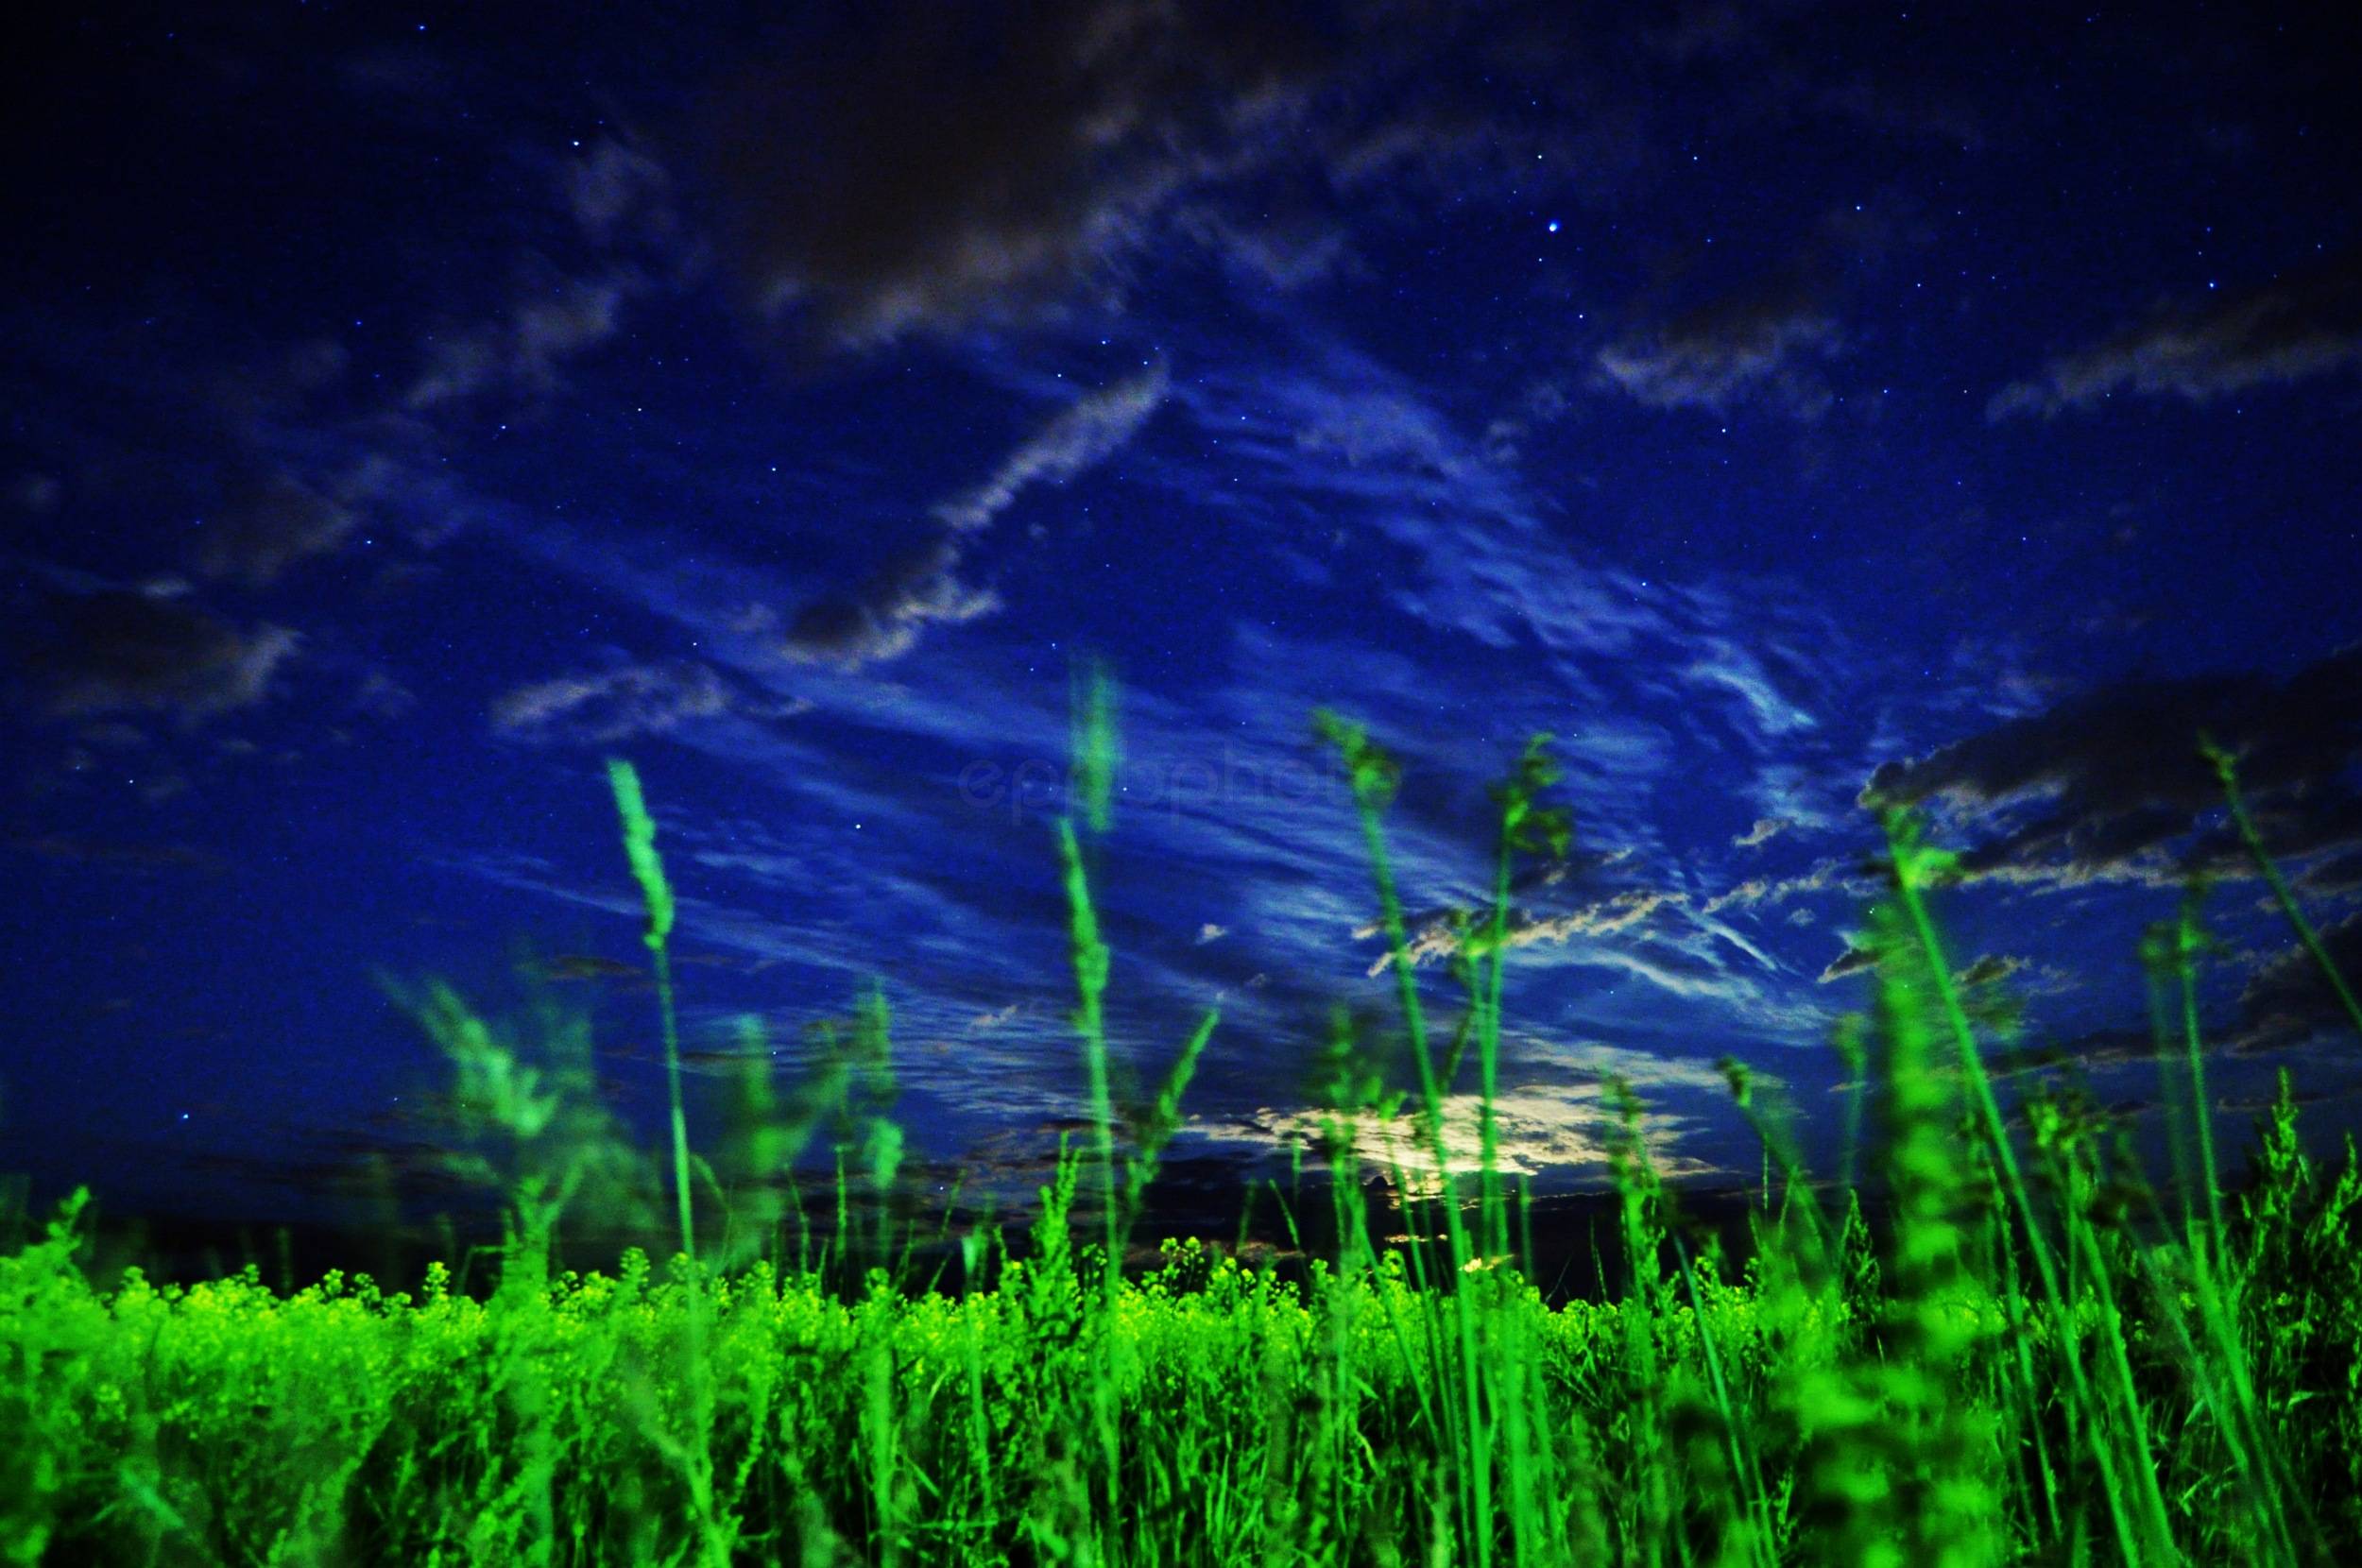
left=488, top=659, right=812, bottom=745
left=779, top=365, right=1169, bottom=669
left=404, top=278, right=630, bottom=413
left=406, top=135, right=691, bottom=413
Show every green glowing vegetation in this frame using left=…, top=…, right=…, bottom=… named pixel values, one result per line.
left=5, top=708, right=2362, bottom=1564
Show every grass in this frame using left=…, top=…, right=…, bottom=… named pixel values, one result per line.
left=5, top=688, right=2362, bottom=1565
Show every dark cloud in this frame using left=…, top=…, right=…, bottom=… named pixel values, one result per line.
left=2232, top=912, right=2362, bottom=1056
left=700, top=4, right=1666, bottom=350
left=191, top=472, right=359, bottom=588
left=1816, top=939, right=1876, bottom=983
left=1594, top=280, right=1839, bottom=418
left=2300, top=849, right=2362, bottom=898
left=1981, top=917, right=2362, bottom=1081
left=1991, top=247, right=2362, bottom=418
left=1976, top=1027, right=2156, bottom=1084
left=18, top=587, right=300, bottom=722
left=1861, top=643, right=2362, bottom=893
left=1956, top=953, right=2029, bottom=988
left=710, top=1, right=1333, bottom=348
left=779, top=537, right=1003, bottom=670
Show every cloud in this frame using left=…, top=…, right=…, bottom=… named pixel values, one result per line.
left=1682, top=639, right=1817, bottom=734
left=534, top=952, right=644, bottom=983
left=1595, top=281, right=1839, bottom=418
left=932, top=365, right=1168, bottom=533
left=1990, top=248, right=2362, bottom=417
left=1293, top=389, right=1468, bottom=477
left=564, top=137, right=678, bottom=249
left=21, top=586, right=300, bottom=722
left=1169, top=201, right=1354, bottom=291
left=1814, top=939, right=1876, bottom=984
left=1733, top=817, right=1792, bottom=849
left=2300, top=850, right=2362, bottom=898
left=1481, top=381, right=1573, bottom=466
left=489, top=659, right=806, bottom=745
left=779, top=537, right=1003, bottom=670
left=782, top=369, right=1164, bottom=668
left=191, top=472, right=358, bottom=588
left=1702, top=857, right=1862, bottom=915
left=1191, top=1074, right=1725, bottom=1199
left=1859, top=642, right=2362, bottom=893
left=1370, top=887, right=1686, bottom=977
left=1814, top=940, right=2029, bottom=992
left=711, top=2, right=1330, bottom=348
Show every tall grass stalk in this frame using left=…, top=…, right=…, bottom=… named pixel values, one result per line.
left=2202, top=736, right=2362, bottom=1043
left=607, top=757, right=693, bottom=1269
left=1316, top=708, right=1497, bottom=1568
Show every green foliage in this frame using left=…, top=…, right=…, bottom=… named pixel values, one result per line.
left=604, top=757, right=674, bottom=952
left=607, top=755, right=694, bottom=1268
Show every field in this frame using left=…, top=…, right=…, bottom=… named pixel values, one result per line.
left=5, top=696, right=2361, bottom=1565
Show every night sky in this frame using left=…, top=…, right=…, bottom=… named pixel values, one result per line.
left=6, top=3, right=2360, bottom=1234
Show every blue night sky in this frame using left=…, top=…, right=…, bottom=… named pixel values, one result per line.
left=5, top=2, right=2360, bottom=1230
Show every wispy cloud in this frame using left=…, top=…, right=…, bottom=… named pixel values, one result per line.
left=1595, top=281, right=1840, bottom=419
left=405, top=278, right=628, bottom=412
left=781, top=367, right=1166, bottom=669
left=489, top=659, right=810, bottom=745
left=932, top=364, right=1168, bottom=534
